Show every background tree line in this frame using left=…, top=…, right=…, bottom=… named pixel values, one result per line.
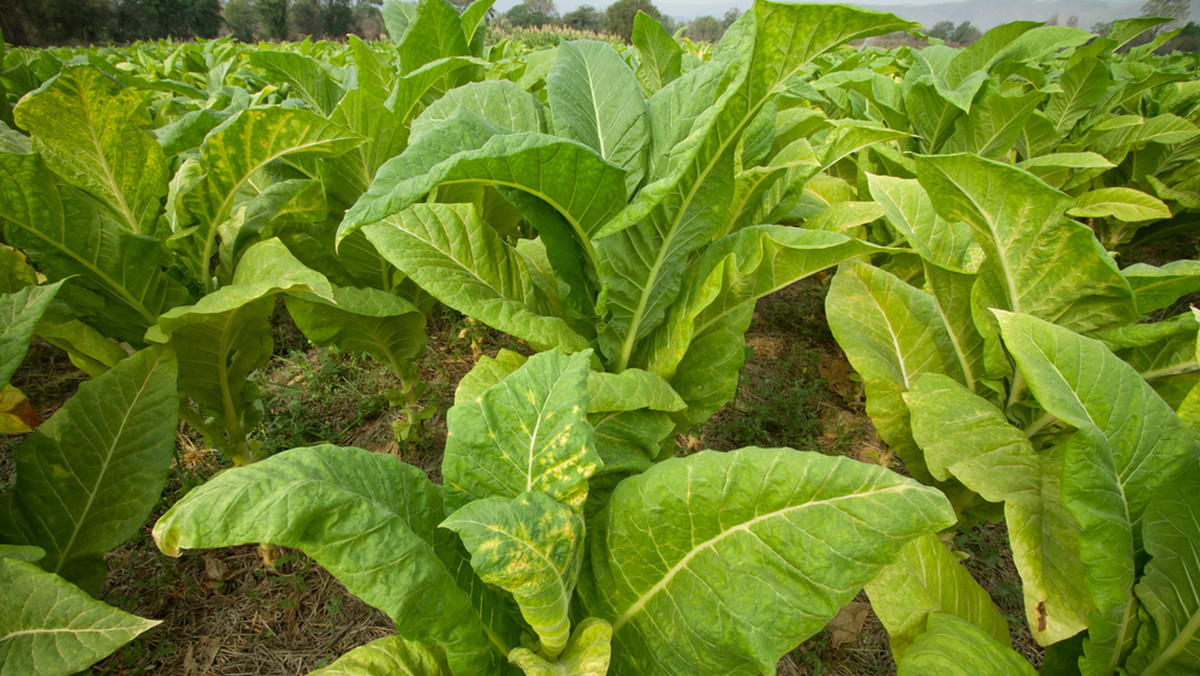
left=1, top=0, right=384, bottom=46
left=496, top=0, right=740, bottom=41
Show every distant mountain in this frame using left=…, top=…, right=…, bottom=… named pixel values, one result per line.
left=861, top=0, right=1197, bottom=32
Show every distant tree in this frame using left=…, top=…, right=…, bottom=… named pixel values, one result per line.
left=258, top=0, right=291, bottom=39
left=563, top=5, right=603, bottom=31
left=605, top=0, right=660, bottom=41
left=686, top=15, right=722, bottom=42
left=293, top=0, right=325, bottom=36
left=1067, top=15, right=1079, bottom=27
left=506, top=0, right=558, bottom=27
left=45, top=0, right=114, bottom=43
left=322, top=0, right=356, bottom=36
left=1091, top=20, right=1113, bottom=36
left=1141, top=0, right=1190, bottom=34
left=951, top=21, right=980, bottom=44
left=1163, top=20, right=1200, bottom=50
left=721, top=7, right=740, bottom=30
left=924, top=20, right=954, bottom=41
left=1046, top=13, right=1059, bottom=26
left=224, top=0, right=259, bottom=40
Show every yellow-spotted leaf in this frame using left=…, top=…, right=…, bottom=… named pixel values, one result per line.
left=443, top=493, right=585, bottom=659
left=443, top=350, right=599, bottom=513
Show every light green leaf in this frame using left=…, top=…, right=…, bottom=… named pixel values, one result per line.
left=1122, top=260, right=1200, bottom=316
left=587, top=369, right=684, bottom=413
left=285, top=285, right=426, bottom=377
left=0, top=282, right=63, bottom=386
left=308, top=635, right=451, bottom=676
left=1068, top=187, right=1172, bottom=222
left=867, top=173, right=973, bottom=270
left=443, top=493, right=585, bottom=659
left=916, top=154, right=1137, bottom=335
left=381, top=0, right=417, bottom=41
left=944, top=87, right=1044, bottom=161
left=826, top=261, right=965, bottom=480
left=904, top=373, right=1092, bottom=644
left=897, top=613, right=1036, bottom=676
left=396, top=0, right=471, bottom=75
left=176, top=107, right=364, bottom=286
left=1125, top=468, right=1200, bottom=675
left=548, top=40, right=649, bottom=195
left=411, top=80, right=543, bottom=140
left=1016, top=153, right=1114, bottom=190
left=6, top=345, right=177, bottom=594
left=455, top=350, right=528, bottom=405
left=31, top=313, right=128, bottom=378
left=508, top=618, right=611, bottom=676
left=248, top=50, right=344, bottom=116
left=632, top=11, right=682, bottom=96
left=0, top=557, right=159, bottom=676
left=443, top=350, right=599, bottom=513
left=0, top=153, right=192, bottom=342
left=362, top=204, right=589, bottom=353
left=588, top=447, right=955, bottom=676
left=0, top=545, right=45, bottom=562
left=153, top=444, right=500, bottom=674
left=14, top=66, right=166, bottom=235
left=659, top=227, right=882, bottom=430
left=995, top=311, right=1200, bottom=673
left=866, top=532, right=1010, bottom=661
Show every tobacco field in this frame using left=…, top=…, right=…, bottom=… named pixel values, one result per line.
left=2, top=0, right=1200, bottom=674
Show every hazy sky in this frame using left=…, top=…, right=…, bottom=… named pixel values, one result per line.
left=489, top=0, right=962, bottom=21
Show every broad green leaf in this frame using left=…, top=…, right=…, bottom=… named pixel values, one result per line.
left=866, top=532, right=1010, bottom=660
left=1016, top=153, right=1114, bottom=190
left=153, top=445, right=499, bottom=674
left=944, top=87, right=1044, bottom=160
left=1122, top=260, right=1200, bottom=315
left=460, top=0, right=494, bottom=45
left=176, top=107, right=364, bottom=287
left=396, top=0, right=470, bottom=75
left=1045, top=59, right=1113, bottom=139
left=443, top=493, right=585, bottom=658
left=151, top=240, right=331, bottom=463
left=342, top=128, right=626, bottom=243
left=508, top=618, right=611, bottom=676
left=5, top=345, right=177, bottom=594
left=588, top=409, right=670, bottom=476
left=285, top=285, right=426, bottom=376
left=349, top=35, right=396, bottom=100
left=658, top=227, right=882, bottom=429
left=34, top=313, right=129, bottom=378
left=362, top=204, right=590, bottom=353
left=248, top=50, right=344, bottom=116
left=547, top=40, right=649, bottom=194
left=1086, top=114, right=1200, bottom=166
left=455, top=349, right=528, bottom=405
left=587, top=447, right=955, bottom=676
left=0, top=282, right=63, bottom=386
left=904, top=72, right=984, bottom=154
left=443, top=350, right=599, bottom=513
left=0, top=544, right=44, bottom=562
left=381, top=0, right=417, bottom=41
left=309, top=635, right=450, bottom=676
left=587, top=370, right=684, bottom=413
left=0, top=153, right=192, bottom=342
left=897, top=613, right=1036, bottom=676
left=1068, top=187, right=1172, bottom=222
left=995, top=311, right=1200, bottom=673
left=411, top=80, right=543, bottom=139
left=905, top=374, right=1092, bottom=644
left=14, top=66, right=166, bottom=235
left=632, top=11, right=682, bottom=96
left=1125, top=468, right=1200, bottom=675
left=0, top=557, right=159, bottom=676
left=916, top=154, right=1137, bottom=334
left=867, top=173, right=973, bottom=269
left=826, top=261, right=965, bottom=479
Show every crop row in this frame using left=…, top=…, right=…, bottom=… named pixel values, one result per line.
left=2, top=1, right=1199, bottom=674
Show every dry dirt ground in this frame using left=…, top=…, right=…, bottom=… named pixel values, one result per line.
left=4, top=282, right=1038, bottom=675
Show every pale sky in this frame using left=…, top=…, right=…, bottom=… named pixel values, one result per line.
left=489, top=0, right=968, bottom=21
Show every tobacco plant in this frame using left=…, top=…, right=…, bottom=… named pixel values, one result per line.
left=827, top=153, right=1200, bottom=673
left=154, top=349, right=955, bottom=675
left=335, top=1, right=917, bottom=474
